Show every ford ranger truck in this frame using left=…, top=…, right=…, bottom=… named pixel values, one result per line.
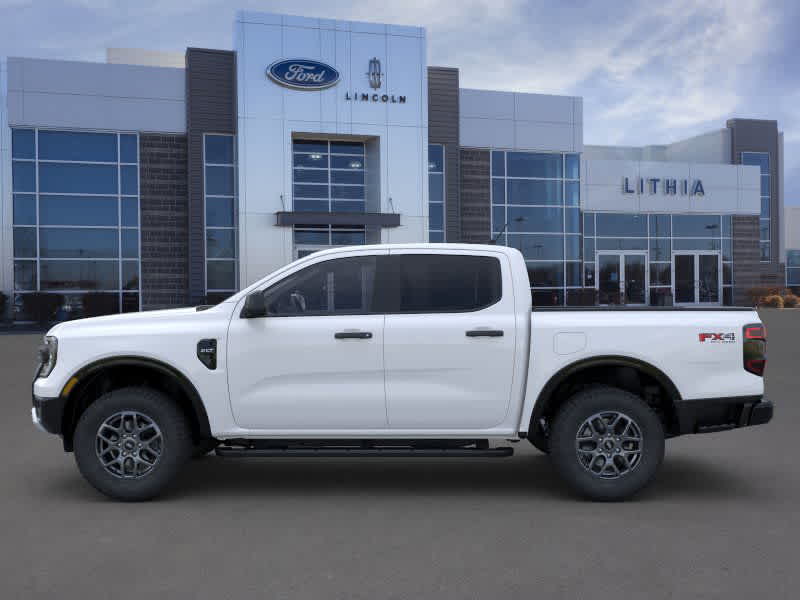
left=31, top=244, right=772, bottom=501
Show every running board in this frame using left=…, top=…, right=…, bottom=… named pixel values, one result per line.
left=215, top=446, right=513, bottom=458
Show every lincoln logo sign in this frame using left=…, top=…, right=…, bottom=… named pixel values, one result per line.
left=623, top=176, right=705, bottom=196
left=266, top=59, right=340, bottom=90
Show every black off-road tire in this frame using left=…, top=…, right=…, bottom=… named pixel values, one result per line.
left=549, top=385, right=665, bottom=501
left=73, top=386, right=193, bottom=501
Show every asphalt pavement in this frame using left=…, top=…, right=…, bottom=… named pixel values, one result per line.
left=1, top=309, right=797, bottom=599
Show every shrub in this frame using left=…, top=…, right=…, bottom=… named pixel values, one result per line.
left=760, top=295, right=784, bottom=309
left=747, top=287, right=791, bottom=307
left=782, top=294, right=799, bottom=308
left=22, top=293, right=64, bottom=325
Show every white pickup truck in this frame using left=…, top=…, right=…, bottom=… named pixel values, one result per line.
left=32, top=244, right=772, bottom=501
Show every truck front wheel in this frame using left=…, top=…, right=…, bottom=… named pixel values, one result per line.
left=549, top=385, right=665, bottom=501
left=73, top=386, right=193, bottom=501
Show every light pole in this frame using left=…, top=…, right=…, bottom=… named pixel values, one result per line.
left=490, top=216, right=527, bottom=244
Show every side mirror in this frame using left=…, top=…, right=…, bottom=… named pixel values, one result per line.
left=240, top=292, right=267, bottom=319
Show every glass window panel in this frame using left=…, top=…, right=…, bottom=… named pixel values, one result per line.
left=595, top=213, right=647, bottom=237
left=294, top=199, right=329, bottom=212
left=565, top=208, right=580, bottom=233
left=565, top=154, right=580, bottom=180
left=121, top=229, right=139, bottom=258
left=565, top=235, right=581, bottom=260
left=294, top=153, right=329, bottom=168
left=649, top=238, right=671, bottom=261
left=428, top=145, right=444, bottom=172
left=40, top=195, right=118, bottom=226
left=565, top=262, right=581, bottom=286
left=121, top=197, right=139, bottom=227
left=721, top=215, right=732, bottom=237
left=787, top=250, right=800, bottom=268
left=120, top=165, right=138, bottom=195
left=332, top=170, right=365, bottom=185
left=583, top=238, right=594, bottom=262
left=760, top=175, right=770, bottom=196
left=207, top=260, right=236, bottom=290
left=760, top=219, right=770, bottom=240
left=507, top=152, right=562, bottom=178
left=723, top=287, right=732, bottom=306
left=13, top=194, right=36, bottom=225
left=122, top=292, right=140, bottom=313
left=38, top=130, right=117, bottom=162
left=12, top=129, right=35, bottom=159
left=332, top=200, right=366, bottom=213
left=40, top=260, right=119, bottom=290
left=723, top=263, right=732, bottom=285
left=760, top=242, right=770, bottom=261
left=294, top=184, right=329, bottom=199
left=205, top=165, right=235, bottom=195
left=722, top=238, right=732, bottom=261
left=122, top=261, right=139, bottom=290
left=507, top=206, right=563, bottom=233
left=428, top=173, right=444, bottom=203
left=429, top=231, right=444, bottom=243
left=650, top=263, right=671, bottom=286
left=330, top=141, right=364, bottom=155
left=205, top=197, right=234, bottom=227
left=583, top=213, right=595, bottom=236
left=207, top=229, right=235, bottom=259
left=14, top=261, right=37, bottom=291
left=531, top=289, right=563, bottom=307
left=673, top=238, right=721, bottom=251
left=741, top=152, right=769, bottom=174
left=39, top=163, right=117, bottom=194
left=331, top=230, right=366, bottom=245
left=507, top=234, right=564, bottom=260
left=649, top=214, right=671, bottom=237
left=330, top=155, right=363, bottom=170
left=787, top=268, right=800, bottom=285
left=13, top=227, right=37, bottom=258
left=650, top=288, right=673, bottom=307
left=205, top=135, right=234, bottom=164
left=331, top=185, right=364, bottom=200
left=492, top=179, right=505, bottom=205
left=293, top=168, right=328, bottom=183
left=429, top=203, right=444, bottom=231
left=565, top=181, right=579, bottom=206
left=120, top=134, right=138, bottom=163
left=491, top=151, right=505, bottom=177
left=12, top=161, right=35, bottom=192
left=492, top=207, right=505, bottom=234
left=527, top=262, right=564, bottom=287
left=40, top=228, right=118, bottom=258
left=294, top=229, right=330, bottom=245
left=761, top=197, right=770, bottom=218
left=507, top=179, right=562, bottom=205
left=584, top=262, right=595, bottom=287
left=293, top=140, right=328, bottom=154
left=672, top=214, right=721, bottom=237
left=596, top=238, right=647, bottom=251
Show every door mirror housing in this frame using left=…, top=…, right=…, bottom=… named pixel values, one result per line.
left=241, top=292, right=268, bottom=318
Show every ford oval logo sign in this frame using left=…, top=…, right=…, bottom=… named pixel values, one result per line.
left=267, top=59, right=340, bottom=90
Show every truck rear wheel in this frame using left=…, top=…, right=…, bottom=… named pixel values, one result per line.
left=549, top=385, right=664, bottom=501
left=73, top=386, right=193, bottom=501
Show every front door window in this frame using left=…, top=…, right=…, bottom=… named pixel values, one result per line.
left=596, top=253, right=647, bottom=306
left=673, top=252, right=721, bottom=305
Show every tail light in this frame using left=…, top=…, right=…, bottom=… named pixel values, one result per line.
left=743, top=323, right=766, bottom=376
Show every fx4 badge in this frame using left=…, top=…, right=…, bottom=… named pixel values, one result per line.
left=698, top=332, right=736, bottom=343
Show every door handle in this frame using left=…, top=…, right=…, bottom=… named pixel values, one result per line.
left=334, top=331, right=373, bottom=339
left=466, top=329, right=504, bottom=337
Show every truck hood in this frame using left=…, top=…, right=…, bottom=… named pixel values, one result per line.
left=47, top=306, right=208, bottom=337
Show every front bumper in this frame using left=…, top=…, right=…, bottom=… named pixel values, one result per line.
left=676, top=396, right=773, bottom=435
left=32, top=394, right=66, bottom=435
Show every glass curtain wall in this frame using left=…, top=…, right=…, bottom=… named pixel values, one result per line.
left=787, top=250, right=800, bottom=291
left=428, top=144, right=445, bottom=242
left=11, top=128, right=140, bottom=320
left=491, top=150, right=581, bottom=305
left=204, top=134, right=238, bottom=302
left=742, top=152, right=771, bottom=262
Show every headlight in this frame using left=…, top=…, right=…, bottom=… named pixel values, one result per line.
left=37, top=336, right=58, bottom=378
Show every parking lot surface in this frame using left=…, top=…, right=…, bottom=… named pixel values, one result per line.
left=1, top=309, right=797, bottom=599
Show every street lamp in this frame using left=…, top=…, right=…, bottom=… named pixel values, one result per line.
left=490, top=216, right=527, bottom=244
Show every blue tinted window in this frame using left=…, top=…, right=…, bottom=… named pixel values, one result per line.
left=294, top=199, right=328, bottom=212
left=294, top=230, right=329, bottom=244
left=206, top=166, right=235, bottom=195
left=759, top=220, right=770, bottom=240
left=428, top=145, right=444, bottom=172
left=12, top=161, right=35, bottom=192
left=566, top=262, right=581, bottom=286
left=507, top=206, right=563, bottom=233
left=722, top=238, right=732, bottom=261
left=13, top=194, right=36, bottom=225
left=429, top=203, right=444, bottom=230
left=332, top=200, right=365, bottom=212
left=649, top=214, right=671, bottom=237
left=492, top=179, right=505, bottom=205
left=565, top=235, right=580, bottom=260
left=429, top=231, right=444, bottom=243
left=14, top=261, right=37, bottom=291
left=206, top=197, right=234, bottom=227
left=121, top=165, right=138, bottom=195
left=527, top=262, right=563, bottom=287
left=331, top=155, right=363, bottom=170
left=331, top=170, right=364, bottom=185
left=39, top=228, right=118, bottom=258
left=331, top=185, right=364, bottom=200
left=721, top=215, right=732, bottom=237
left=565, top=208, right=580, bottom=233
left=583, top=238, right=594, bottom=262
left=121, top=198, right=139, bottom=226
left=565, top=154, right=580, bottom=179
left=649, top=238, right=671, bottom=261
left=673, top=214, right=721, bottom=237
left=294, top=153, right=329, bottom=168
left=507, top=153, right=562, bottom=178
left=507, top=234, right=563, bottom=260
left=38, top=131, right=117, bottom=162
left=40, top=195, right=118, bottom=226
left=206, top=229, right=236, bottom=259
left=595, top=213, right=647, bottom=237
left=673, top=238, right=721, bottom=251
left=330, top=141, right=364, bottom=155
left=293, top=169, right=328, bottom=184
left=507, top=180, right=562, bottom=205
left=205, top=135, right=234, bottom=164
left=741, top=152, right=769, bottom=174
left=583, top=213, right=594, bottom=236
left=39, top=163, right=118, bottom=194
left=492, top=207, right=505, bottom=234
left=331, top=230, right=366, bottom=245
left=760, top=175, right=770, bottom=196
left=40, top=260, right=119, bottom=290
left=294, top=184, right=328, bottom=199
left=596, top=238, right=647, bottom=251
left=429, top=173, right=444, bottom=204
left=12, top=129, right=35, bottom=159
left=293, top=140, right=328, bottom=154
left=121, top=229, right=139, bottom=258
left=207, top=260, right=236, bottom=290
left=13, top=228, right=36, bottom=257
left=787, top=250, right=800, bottom=268
left=491, top=151, right=505, bottom=177
left=565, top=181, right=579, bottom=206
left=122, top=261, right=139, bottom=290
left=120, top=135, right=138, bottom=163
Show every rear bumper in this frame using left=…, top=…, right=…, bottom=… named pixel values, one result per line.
left=676, top=395, right=773, bottom=435
left=32, top=394, right=65, bottom=435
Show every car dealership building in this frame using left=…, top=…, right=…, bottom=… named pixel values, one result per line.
left=0, top=11, right=789, bottom=319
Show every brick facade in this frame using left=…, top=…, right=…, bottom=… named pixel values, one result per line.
left=459, top=149, right=491, bottom=243
left=139, top=134, right=189, bottom=310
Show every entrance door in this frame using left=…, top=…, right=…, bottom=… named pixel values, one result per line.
left=672, top=252, right=721, bottom=305
left=596, top=252, right=648, bottom=306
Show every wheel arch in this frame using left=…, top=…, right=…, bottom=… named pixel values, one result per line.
left=60, top=356, right=212, bottom=452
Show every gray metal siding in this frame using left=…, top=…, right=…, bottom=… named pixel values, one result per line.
left=459, top=148, right=491, bottom=244
left=186, top=48, right=237, bottom=304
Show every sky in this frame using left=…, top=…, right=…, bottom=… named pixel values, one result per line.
left=1, top=0, right=798, bottom=203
